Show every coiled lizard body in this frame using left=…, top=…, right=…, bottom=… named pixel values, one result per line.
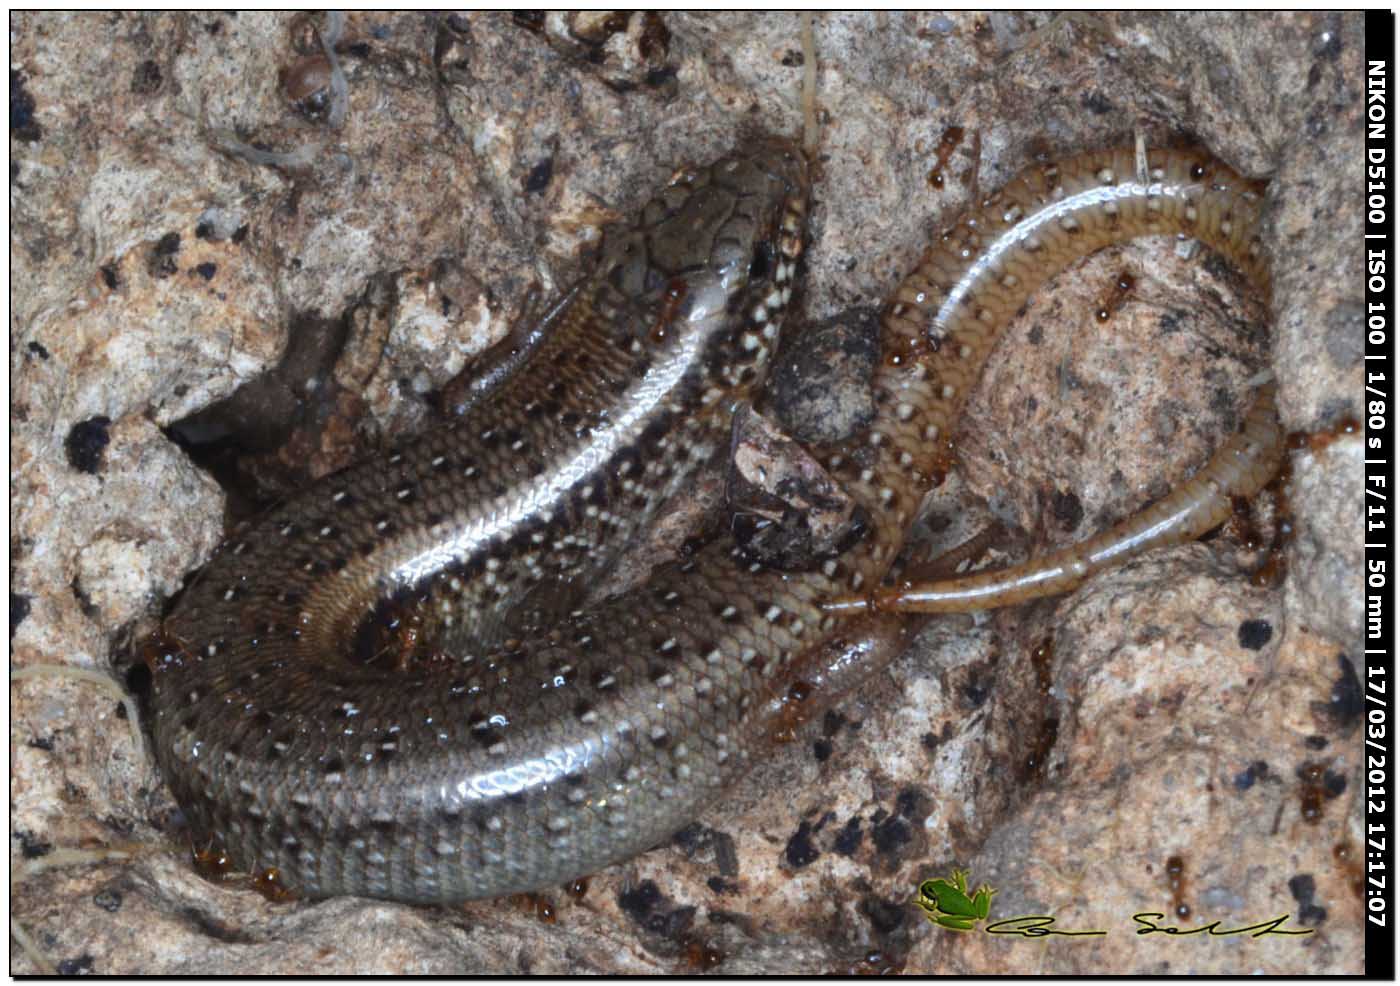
left=147, top=140, right=1281, bottom=904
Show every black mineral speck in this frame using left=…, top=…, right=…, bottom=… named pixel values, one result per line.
left=524, top=156, right=554, bottom=194
left=194, top=261, right=217, bottom=281
left=150, top=231, right=182, bottom=278
left=1237, top=619, right=1273, bottom=650
left=707, top=876, right=738, bottom=895
left=1303, top=734, right=1329, bottom=750
left=1080, top=89, right=1112, bottom=114
left=1287, top=872, right=1325, bottom=924
left=1288, top=873, right=1314, bottom=900
left=1322, top=769, right=1347, bottom=798
left=28, top=735, right=54, bottom=751
left=1314, top=26, right=1343, bottom=60
left=672, top=823, right=704, bottom=855
left=11, top=70, right=41, bottom=142
left=644, top=64, right=678, bottom=87
left=1050, top=489, right=1083, bottom=531
left=26, top=340, right=49, bottom=359
left=1299, top=902, right=1327, bottom=926
left=1327, top=654, right=1363, bottom=729
left=100, top=263, right=119, bottom=290
left=833, top=816, right=863, bottom=856
left=92, top=887, right=123, bottom=912
left=11, top=592, right=31, bottom=637
left=1233, top=760, right=1268, bottom=791
left=813, top=737, right=832, bottom=762
left=56, top=955, right=95, bottom=976
left=617, top=880, right=693, bottom=937
left=65, top=416, right=112, bottom=474
left=18, top=830, right=53, bottom=859
left=71, top=578, right=97, bottom=618
left=871, top=813, right=911, bottom=856
left=896, top=787, right=930, bottom=821
left=130, top=59, right=162, bottom=94
left=961, top=674, right=991, bottom=709
left=784, top=820, right=821, bottom=868
left=231, top=223, right=250, bottom=244
left=618, top=879, right=663, bottom=923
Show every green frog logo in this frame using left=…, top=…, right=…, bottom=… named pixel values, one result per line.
left=914, top=869, right=997, bottom=932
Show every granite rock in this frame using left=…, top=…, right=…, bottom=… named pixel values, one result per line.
left=10, top=11, right=1361, bottom=974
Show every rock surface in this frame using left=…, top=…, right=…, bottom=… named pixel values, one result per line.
left=10, top=11, right=1362, bottom=975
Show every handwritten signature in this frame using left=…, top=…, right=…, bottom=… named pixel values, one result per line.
left=980, top=913, right=1313, bottom=939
